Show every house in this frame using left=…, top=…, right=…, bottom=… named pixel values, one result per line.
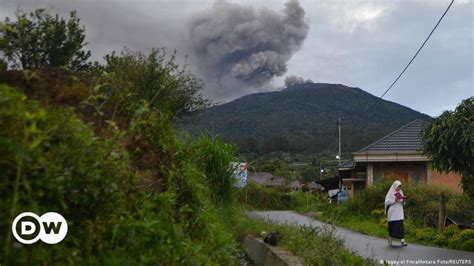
left=338, top=119, right=462, bottom=197
left=287, top=180, right=303, bottom=191
left=306, top=181, right=324, bottom=192
left=248, top=172, right=285, bottom=188
left=248, top=172, right=315, bottom=191
left=315, top=176, right=339, bottom=191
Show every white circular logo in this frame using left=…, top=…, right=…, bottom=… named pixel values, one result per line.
left=12, top=212, right=68, bottom=244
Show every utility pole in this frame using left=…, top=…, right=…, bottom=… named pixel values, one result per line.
left=319, top=161, right=322, bottom=180
left=338, top=117, right=342, bottom=190
left=338, top=117, right=341, bottom=165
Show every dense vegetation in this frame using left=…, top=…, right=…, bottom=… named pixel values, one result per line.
left=0, top=57, right=239, bottom=264
left=180, top=82, right=432, bottom=155
left=422, top=97, right=474, bottom=199
left=0, top=9, right=237, bottom=261
left=248, top=151, right=340, bottom=182
left=237, top=181, right=320, bottom=211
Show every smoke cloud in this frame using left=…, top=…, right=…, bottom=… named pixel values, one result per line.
left=188, top=0, right=309, bottom=100
left=284, top=75, right=313, bottom=87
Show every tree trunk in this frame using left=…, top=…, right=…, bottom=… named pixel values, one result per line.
left=438, top=193, right=446, bottom=232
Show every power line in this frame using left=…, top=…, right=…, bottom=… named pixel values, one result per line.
left=362, top=0, right=455, bottom=119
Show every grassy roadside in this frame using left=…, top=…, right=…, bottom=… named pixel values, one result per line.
left=309, top=203, right=474, bottom=251
left=233, top=183, right=376, bottom=265
left=236, top=179, right=474, bottom=252
left=219, top=205, right=375, bottom=266
left=298, top=178, right=474, bottom=252
left=310, top=203, right=428, bottom=246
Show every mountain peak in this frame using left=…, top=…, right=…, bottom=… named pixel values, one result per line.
left=282, top=82, right=368, bottom=96
left=283, top=82, right=347, bottom=90
left=181, top=83, right=431, bottom=154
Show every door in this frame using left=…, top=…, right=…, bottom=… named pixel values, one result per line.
left=394, top=171, right=408, bottom=184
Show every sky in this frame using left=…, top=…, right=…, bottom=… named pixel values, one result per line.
left=0, top=0, right=472, bottom=117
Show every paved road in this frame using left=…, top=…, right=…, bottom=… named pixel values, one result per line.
left=247, top=211, right=473, bottom=266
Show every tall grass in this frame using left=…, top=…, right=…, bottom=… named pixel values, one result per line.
left=193, top=133, right=237, bottom=203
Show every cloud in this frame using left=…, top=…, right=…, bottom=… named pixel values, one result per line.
left=0, top=0, right=471, bottom=115
left=283, top=0, right=472, bottom=116
left=187, top=0, right=309, bottom=100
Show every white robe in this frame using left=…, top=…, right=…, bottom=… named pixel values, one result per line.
left=384, top=180, right=405, bottom=221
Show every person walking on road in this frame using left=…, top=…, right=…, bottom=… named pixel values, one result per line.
left=385, top=180, right=407, bottom=246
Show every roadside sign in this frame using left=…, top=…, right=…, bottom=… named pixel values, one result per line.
left=232, top=162, right=248, bottom=188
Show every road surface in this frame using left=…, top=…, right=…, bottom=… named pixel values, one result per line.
left=247, top=211, right=473, bottom=266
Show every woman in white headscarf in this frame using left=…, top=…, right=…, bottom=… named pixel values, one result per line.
left=385, top=180, right=407, bottom=246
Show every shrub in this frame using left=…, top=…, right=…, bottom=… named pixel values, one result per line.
left=434, top=234, right=448, bottom=247
left=347, top=178, right=472, bottom=227
left=0, top=84, right=134, bottom=264
left=446, top=194, right=474, bottom=223
left=439, top=228, right=474, bottom=251
left=347, top=179, right=392, bottom=215
left=402, top=181, right=452, bottom=226
left=450, top=229, right=474, bottom=250
left=457, top=230, right=474, bottom=246
left=290, top=190, right=321, bottom=212
left=102, top=48, right=210, bottom=118
left=459, top=239, right=474, bottom=252
left=437, top=225, right=460, bottom=248
left=238, top=181, right=293, bottom=210
left=414, top=227, right=438, bottom=242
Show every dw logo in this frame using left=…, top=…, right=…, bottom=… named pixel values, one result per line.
left=12, top=212, right=68, bottom=244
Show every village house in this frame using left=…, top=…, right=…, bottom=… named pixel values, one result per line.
left=248, top=172, right=285, bottom=188
left=338, top=119, right=462, bottom=197
left=248, top=172, right=324, bottom=192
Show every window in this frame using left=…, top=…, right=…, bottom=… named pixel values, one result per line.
left=412, top=172, right=420, bottom=183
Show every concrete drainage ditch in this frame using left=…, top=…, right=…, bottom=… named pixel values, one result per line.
left=242, top=235, right=304, bottom=266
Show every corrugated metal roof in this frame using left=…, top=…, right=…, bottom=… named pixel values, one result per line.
left=358, top=119, right=428, bottom=153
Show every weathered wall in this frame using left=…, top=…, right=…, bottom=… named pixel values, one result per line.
left=372, top=162, right=427, bottom=184
left=430, top=170, right=462, bottom=193
left=346, top=161, right=463, bottom=196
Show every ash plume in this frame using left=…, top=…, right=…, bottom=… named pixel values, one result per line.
left=284, top=75, right=313, bottom=87
left=188, top=0, right=309, bottom=100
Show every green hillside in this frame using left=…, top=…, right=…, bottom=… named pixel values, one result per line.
left=181, top=83, right=432, bottom=155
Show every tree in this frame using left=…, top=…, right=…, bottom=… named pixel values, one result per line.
left=421, top=97, right=474, bottom=198
left=0, top=8, right=91, bottom=70
left=103, top=48, right=210, bottom=118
